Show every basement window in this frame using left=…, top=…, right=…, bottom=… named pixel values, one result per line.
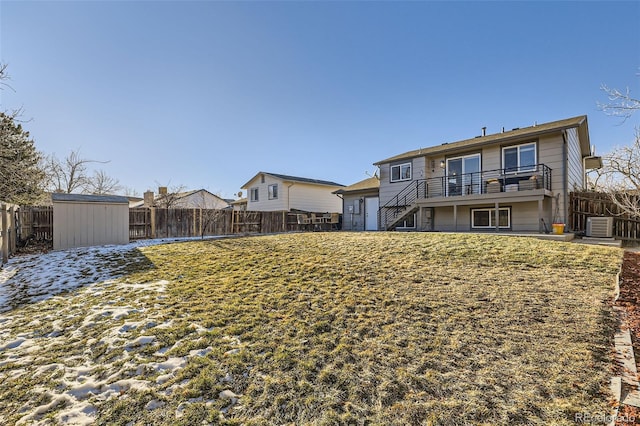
left=396, top=213, right=416, bottom=229
left=471, top=207, right=511, bottom=229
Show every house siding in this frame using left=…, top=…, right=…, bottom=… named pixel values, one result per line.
left=566, top=127, right=584, bottom=192
left=431, top=201, right=551, bottom=232
left=340, top=191, right=378, bottom=231
left=537, top=133, right=567, bottom=224
left=244, top=174, right=342, bottom=212
left=375, top=117, right=590, bottom=233
left=379, top=157, right=426, bottom=207
left=245, top=175, right=289, bottom=212
left=289, top=183, right=342, bottom=212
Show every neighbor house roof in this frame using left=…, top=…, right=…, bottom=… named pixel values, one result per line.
left=51, top=193, right=130, bottom=204
left=333, top=176, right=380, bottom=195
left=241, top=172, right=344, bottom=189
left=156, top=189, right=228, bottom=204
left=374, top=115, right=590, bottom=165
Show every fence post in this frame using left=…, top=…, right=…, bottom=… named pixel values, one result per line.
left=150, top=207, right=156, bottom=239
left=9, top=206, right=16, bottom=254
left=1, top=204, right=8, bottom=264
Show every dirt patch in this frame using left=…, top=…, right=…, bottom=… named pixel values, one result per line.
left=615, top=250, right=640, bottom=425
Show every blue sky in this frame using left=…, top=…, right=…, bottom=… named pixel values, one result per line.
left=1, top=1, right=639, bottom=199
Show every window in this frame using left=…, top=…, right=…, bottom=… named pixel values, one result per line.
left=391, top=162, right=412, bottom=182
left=250, top=187, right=259, bottom=202
left=268, top=184, right=278, bottom=200
left=471, top=207, right=511, bottom=229
left=502, top=142, right=536, bottom=173
left=396, top=214, right=416, bottom=229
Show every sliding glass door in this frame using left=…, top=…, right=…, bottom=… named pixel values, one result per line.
left=446, top=154, right=481, bottom=196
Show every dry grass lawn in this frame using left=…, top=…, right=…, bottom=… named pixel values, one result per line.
left=0, top=232, right=623, bottom=425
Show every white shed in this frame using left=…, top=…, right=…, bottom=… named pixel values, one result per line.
left=52, top=193, right=129, bottom=250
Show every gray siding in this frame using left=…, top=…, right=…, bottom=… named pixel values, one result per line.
left=341, top=191, right=378, bottom=231
left=379, top=157, right=426, bottom=206
left=566, top=127, right=584, bottom=192
left=378, top=124, right=586, bottom=232
left=432, top=201, right=550, bottom=233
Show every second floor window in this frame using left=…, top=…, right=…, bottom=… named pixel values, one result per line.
left=503, top=142, right=536, bottom=173
left=391, top=162, right=412, bottom=182
left=250, top=187, right=259, bottom=202
left=268, top=184, right=278, bottom=200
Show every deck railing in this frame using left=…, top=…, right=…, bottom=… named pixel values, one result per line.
left=379, top=164, right=551, bottom=229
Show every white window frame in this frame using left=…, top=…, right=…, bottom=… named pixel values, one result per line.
left=268, top=184, right=278, bottom=200
left=250, top=187, right=259, bottom=202
left=446, top=153, right=482, bottom=196
left=502, top=142, right=537, bottom=174
left=471, top=207, right=511, bottom=229
left=390, top=162, right=412, bottom=183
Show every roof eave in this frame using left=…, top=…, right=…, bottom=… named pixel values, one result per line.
left=373, top=116, right=589, bottom=165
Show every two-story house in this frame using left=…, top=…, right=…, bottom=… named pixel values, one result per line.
left=374, top=115, right=600, bottom=233
left=241, top=172, right=344, bottom=213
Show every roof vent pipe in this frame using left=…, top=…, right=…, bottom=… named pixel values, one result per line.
left=482, top=127, right=487, bottom=137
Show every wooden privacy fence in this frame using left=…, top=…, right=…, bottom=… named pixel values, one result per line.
left=569, top=191, right=640, bottom=243
left=9, top=207, right=336, bottom=250
left=18, top=206, right=53, bottom=241
left=0, top=202, right=19, bottom=264
left=130, top=208, right=310, bottom=239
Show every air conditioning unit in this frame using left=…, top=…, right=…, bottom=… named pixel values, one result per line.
left=586, top=217, right=614, bottom=238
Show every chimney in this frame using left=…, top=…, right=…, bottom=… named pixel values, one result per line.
left=481, top=127, right=487, bottom=137
left=158, top=186, right=168, bottom=195
left=144, top=191, right=155, bottom=207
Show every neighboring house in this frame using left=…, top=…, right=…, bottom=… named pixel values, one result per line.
left=146, top=188, right=231, bottom=209
left=333, top=176, right=380, bottom=231
left=230, top=197, right=248, bottom=211
left=241, top=172, right=344, bottom=212
left=374, top=115, right=601, bottom=232
left=127, top=196, right=144, bottom=208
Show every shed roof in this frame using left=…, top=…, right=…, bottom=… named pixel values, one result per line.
left=374, top=115, right=590, bottom=165
left=241, top=172, right=344, bottom=189
left=51, top=193, right=130, bottom=204
left=333, top=176, right=380, bottom=195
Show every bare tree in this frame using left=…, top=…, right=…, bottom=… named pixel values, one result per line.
left=44, top=149, right=108, bottom=193
left=153, top=183, right=187, bottom=208
left=597, top=75, right=640, bottom=217
left=85, top=169, right=122, bottom=195
left=194, top=191, right=227, bottom=238
left=122, top=186, right=140, bottom=197
left=598, top=83, right=640, bottom=123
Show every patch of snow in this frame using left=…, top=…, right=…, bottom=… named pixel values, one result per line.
left=56, top=403, right=97, bottom=426
left=0, top=235, right=238, bottom=423
left=145, top=399, right=165, bottom=411
left=0, top=236, right=223, bottom=314
left=125, top=335, right=156, bottom=348
left=0, top=337, right=26, bottom=351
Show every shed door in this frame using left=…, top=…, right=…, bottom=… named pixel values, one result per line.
left=365, top=197, right=379, bottom=231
